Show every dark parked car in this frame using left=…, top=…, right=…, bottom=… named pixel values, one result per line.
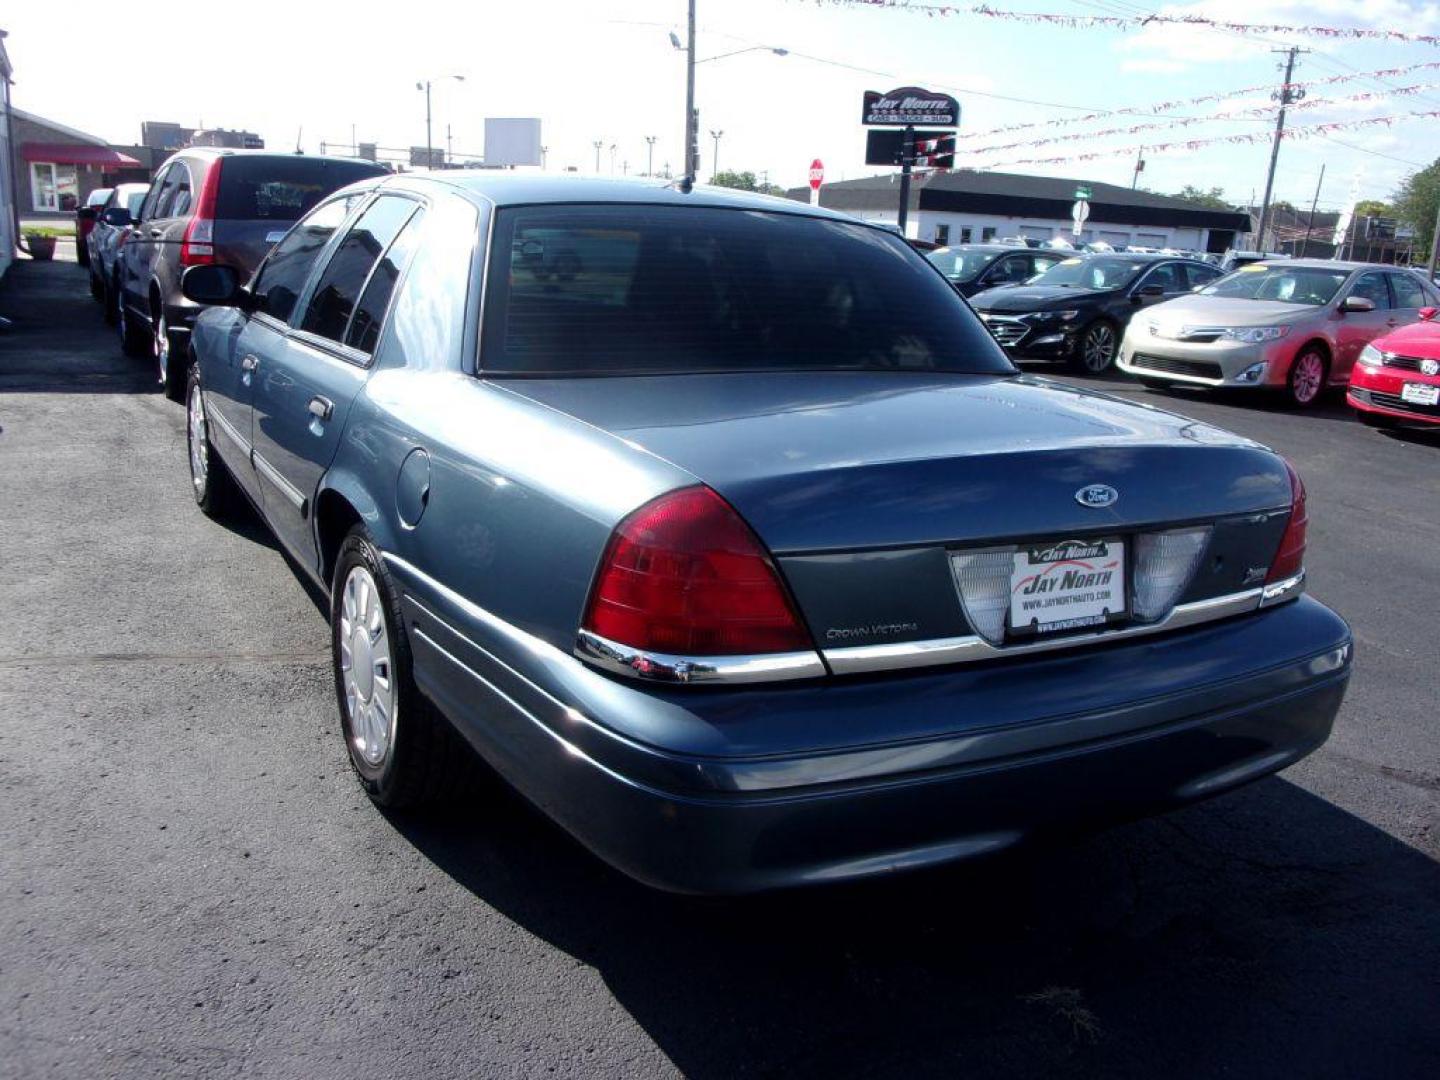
left=74, top=187, right=112, bottom=269
left=180, top=175, right=1350, bottom=894
left=925, top=243, right=1070, bottom=298
left=116, top=149, right=387, bottom=398
left=87, top=182, right=151, bottom=318
left=970, top=252, right=1222, bottom=373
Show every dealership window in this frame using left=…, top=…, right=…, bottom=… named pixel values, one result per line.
left=29, top=162, right=79, bottom=212
left=934, top=224, right=950, bottom=245
left=981, top=226, right=997, bottom=242
left=959, top=227, right=972, bottom=243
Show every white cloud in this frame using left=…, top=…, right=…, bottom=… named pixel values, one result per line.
left=1119, top=59, right=1188, bottom=74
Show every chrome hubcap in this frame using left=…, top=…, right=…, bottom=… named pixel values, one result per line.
left=154, top=311, right=169, bottom=382
left=187, top=383, right=208, bottom=494
left=1293, top=354, right=1323, bottom=403
left=1083, top=325, right=1115, bottom=371
left=339, top=566, right=395, bottom=768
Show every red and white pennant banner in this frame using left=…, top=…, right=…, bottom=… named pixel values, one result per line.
left=970, top=110, right=1440, bottom=169
left=820, top=1, right=1440, bottom=46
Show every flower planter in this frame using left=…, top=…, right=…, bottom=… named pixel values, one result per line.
left=25, top=234, right=57, bottom=261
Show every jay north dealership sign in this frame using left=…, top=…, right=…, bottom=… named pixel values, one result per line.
left=862, top=87, right=961, bottom=127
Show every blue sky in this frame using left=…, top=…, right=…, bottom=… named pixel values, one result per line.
left=6, top=0, right=1439, bottom=211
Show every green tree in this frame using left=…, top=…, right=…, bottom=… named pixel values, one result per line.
left=712, top=170, right=786, bottom=197
left=1392, top=158, right=1440, bottom=254
left=1354, top=199, right=1392, bottom=218
left=1170, top=185, right=1233, bottom=210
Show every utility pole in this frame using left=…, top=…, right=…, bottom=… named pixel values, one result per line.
left=422, top=83, right=432, bottom=168
left=1255, top=46, right=1307, bottom=253
left=710, top=129, right=723, bottom=179
left=446, top=123, right=452, bottom=167
left=683, top=0, right=697, bottom=182
left=593, top=140, right=603, bottom=173
left=644, top=136, right=657, bottom=176
left=540, top=145, right=549, bottom=170
left=1131, top=147, right=1145, bottom=189
left=1427, top=203, right=1440, bottom=279
left=1304, top=164, right=1325, bottom=258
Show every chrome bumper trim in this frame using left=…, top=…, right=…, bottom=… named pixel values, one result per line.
left=824, top=587, right=1267, bottom=675
left=575, top=630, right=827, bottom=685
left=1260, top=571, right=1305, bottom=608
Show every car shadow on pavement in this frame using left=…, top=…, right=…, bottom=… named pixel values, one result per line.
left=389, top=772, right=1440, bottom=1078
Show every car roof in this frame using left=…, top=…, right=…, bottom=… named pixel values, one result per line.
left=169, top=148, right=384, bottom=168
left=1266, top=259, right=1396, bottom=272
left=382, top=173, right=854, bottom=222
left=930, top=244, right=1021, bottom=254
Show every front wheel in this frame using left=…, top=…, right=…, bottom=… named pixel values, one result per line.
left=1071, top=320, right=1118, bottom=374
left=331, top=529, right=478, bottom=808
left=1286, top=348, right=1329, bottom=408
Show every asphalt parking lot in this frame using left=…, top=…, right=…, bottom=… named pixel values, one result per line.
left=2, top=253, right=1437, bottom=1080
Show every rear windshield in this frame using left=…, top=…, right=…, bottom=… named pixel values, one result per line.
left=1200, top=265, right=1349, bottom=306
left=925, top=247, right=1002, bottom=283
left=481, top=205, right=1011, bottom=376
left=1029, top=257, right=1148, bottom=290
left=215, top=157, right=385, bottom=222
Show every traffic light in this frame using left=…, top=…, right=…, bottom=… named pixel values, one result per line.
left=913, top=133, right=955, bottom=170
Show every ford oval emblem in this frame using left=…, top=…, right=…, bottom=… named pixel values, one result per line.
left=1075, top=484, right=1119, bottom=508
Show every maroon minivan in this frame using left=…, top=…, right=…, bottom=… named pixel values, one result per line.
left=116, top=150, right=387, bottom=399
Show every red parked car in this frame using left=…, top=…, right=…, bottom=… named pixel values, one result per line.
left=1348, top=305, right=1440, bottom=428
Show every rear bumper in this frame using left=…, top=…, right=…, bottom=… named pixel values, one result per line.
left=391, top=554, right=1352, bottom=893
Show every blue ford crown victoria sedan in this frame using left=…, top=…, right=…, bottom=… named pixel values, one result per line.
left=179, top=174, right=1351, bottom=893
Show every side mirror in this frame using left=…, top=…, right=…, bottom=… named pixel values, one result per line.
left=1340, top=295, right=1375, bottom=314
left=77, top=207, right=99, bottom=222
left=1420, top=306, right=1437, bottom=321
left=101, top=206, right=132, bottom=227
left=1138, top=283, right=1166, bottom=298
left=181, top=264, right=244, bottom=307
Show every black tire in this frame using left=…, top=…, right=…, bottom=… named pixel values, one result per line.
left=117, top=295, right=150, bottom=358
left=154, top=307, right=186, bottom=402
left=185, top=365, right=237, bottom=518
left=76, top=238, right=89, bottom=269
left=88, top=266, right=103, bottom=300
left=1070, top=319, right=1119, bottom=374
left=1138, top=377, right=1172, bottom=391
left=331, top=528, right=478, bottom=808
left=1285, top=347, right=1329, bottom=408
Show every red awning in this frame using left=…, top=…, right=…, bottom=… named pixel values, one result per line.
left=21, top=143, right=141, bottom=167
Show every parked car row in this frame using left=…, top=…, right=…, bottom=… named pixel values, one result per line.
left=82, top=148, right=387, bottom=397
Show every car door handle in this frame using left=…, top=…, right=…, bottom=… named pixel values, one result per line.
left=240, top=354, right=259, bottom=372
left=149, top=228, right=163, bottom=239
left=308, top=396, right=334, bottom=421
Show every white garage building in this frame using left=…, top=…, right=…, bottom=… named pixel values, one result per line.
left=791, top=169, right=1250, bottom=254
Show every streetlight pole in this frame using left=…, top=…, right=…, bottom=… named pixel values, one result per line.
left=710, top=129, right=723, bottom=180
left=684, top=0, right=696, bottom=181
left=540, top=145, right=549, bottom=170
left=645, top=135, right=657, bottom=177
left=593, top=140, right=603, bottom=173
left=417, top=75, right=464, bottom=170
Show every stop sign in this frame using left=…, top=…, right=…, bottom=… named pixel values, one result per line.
left=809, top=159, right=824, bottom=191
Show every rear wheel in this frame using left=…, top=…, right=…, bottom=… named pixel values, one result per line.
left=331, top=528, right=479, bottom=808
left=1071, top=320, right=1118, bottom=374
left=153, top=308, right=185, bottom=401
left=1286, top=348, right=1328, bottom=408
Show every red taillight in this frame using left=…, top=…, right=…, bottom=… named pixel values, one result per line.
left=583, top=486, right=813, bottom=656
left=180, top=159, right=222, bottom=267
left=1267, top=458, right=1307, bottom=584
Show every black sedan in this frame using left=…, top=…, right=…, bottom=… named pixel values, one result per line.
left=970, top=253, right=1221, bottom=373
left=925, top=243, right=1071, bottom=298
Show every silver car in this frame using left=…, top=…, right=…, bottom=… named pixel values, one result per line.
left=1118, top=261, right=1440, bottom=407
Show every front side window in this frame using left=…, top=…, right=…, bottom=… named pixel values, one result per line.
left=1346, top=271, right=1392, bottom=310
left=925, top=247, right=1000, bottom=283
left=301, top=196, right=419, bottom=344
left=140, top=165, right=172, bottom=221
left=1200, top=265, right=1349, bottom=306
left=251, top=195, right=361, bottom=324
left=1029, top=257, right=1147, bottom=291
left=482, top=205, right=1011, bottom=376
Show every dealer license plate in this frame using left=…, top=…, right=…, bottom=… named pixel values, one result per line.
left=1010, top=538, right=1126, bottom=636
left=1401, top=382, right=1440, bottom=406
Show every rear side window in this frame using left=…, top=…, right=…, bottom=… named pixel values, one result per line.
left=482, top=205, right=1010, bottom=375
left=215, top=157, right=385, bottom=222
left=251, top=196, right=360, bottom=324
left=347, top=207, right=426, bottom=353
left=301, top=196, right=419, bottom=345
